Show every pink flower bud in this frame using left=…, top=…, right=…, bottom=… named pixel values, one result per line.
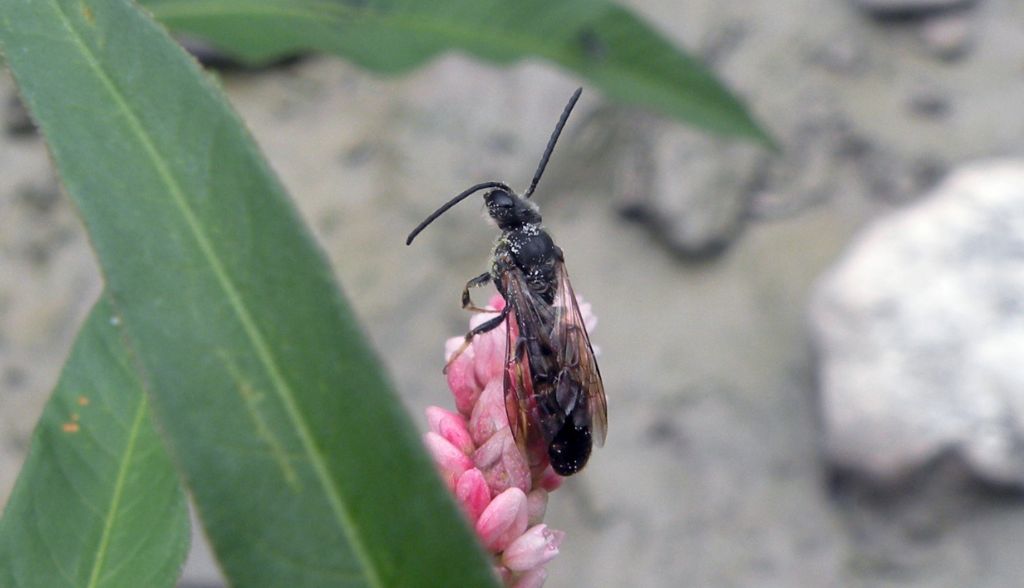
left=494, top=565, right=513, bottom=585
left=511, top=567, right=548, bottom=588
left=468, top=295, right=509, bottom=386
left=426, top=406, right=474, bottom=455
left=487, top=293, right=506, bottom=311
left=455, top=468, right=491, bottom=524
left=470, top=327, right=506, bottom=387
left=502, top=524, right=565, bottom=572
left=526, top=489, right=548, bottom=526
left=423, top=432, right=472, bottom=491
left=475, top=487, right=528, bottom=552
left=468, top=380, right=508, bottom=446
left=445, top=337, right=481, bottom=416
left=538, top=466, right=563, bottom=492
left=444, top=335, right=467, bottom=363
left=474, top=428, right=531, bottom=495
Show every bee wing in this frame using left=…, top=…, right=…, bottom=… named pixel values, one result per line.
left=502, top=298, right=531, bottom=451
left=500, top=267, right=557, bottom=455
left=552, top=260, right=608, bottom=447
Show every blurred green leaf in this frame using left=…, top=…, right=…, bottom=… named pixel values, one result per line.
left=0, top=0, right=497, bottom=586
left=0, top=297, right=190, bottom=588
left=144, top=0, right=771, bottom=143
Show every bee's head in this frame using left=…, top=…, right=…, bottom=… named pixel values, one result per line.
left=484, top=188, right=540, bottom=229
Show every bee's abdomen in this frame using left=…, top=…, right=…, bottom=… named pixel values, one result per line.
left=548, top=420, right=592, bottom=475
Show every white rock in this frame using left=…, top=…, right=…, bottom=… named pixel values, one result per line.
left=811, top=159, right=1024, bottom=486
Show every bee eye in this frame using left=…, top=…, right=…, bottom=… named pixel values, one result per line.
left=487, top=189, right=514, bottom=209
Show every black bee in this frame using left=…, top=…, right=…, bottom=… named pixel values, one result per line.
left=406, top=88, right=607, bottom=476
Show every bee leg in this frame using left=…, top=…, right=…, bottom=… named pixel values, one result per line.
left=462, top=272, right=494, bottom=313
left=443, top=305, right=510, bottom=373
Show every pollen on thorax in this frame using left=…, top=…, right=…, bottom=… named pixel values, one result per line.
left=522, top=223, right=541, bottom=236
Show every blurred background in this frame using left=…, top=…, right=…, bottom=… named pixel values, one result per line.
left=3, top=0, right=1024, bottom=586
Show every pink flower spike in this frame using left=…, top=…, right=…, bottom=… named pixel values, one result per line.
left=423, top=432, right=472, bottom=491
left=512, top=567, right=548, bottom=588
left=423, top=289, right=591, bottom=585
left=426, top=406, right=474, bottom=455
left=502, top=524, right=565, bottom=573
left=455, top=468, right=491, bottom=524
left=475, top=487, right=529, bottom=552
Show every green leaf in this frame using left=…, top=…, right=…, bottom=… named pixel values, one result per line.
left=0, top=297, right=190, bottom=588
left=143, top=0, right=772, bottom=143
left=0, top=1, right=497, bottom=587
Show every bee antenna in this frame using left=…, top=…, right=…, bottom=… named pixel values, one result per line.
left=524, top=87, right=582, bottom=199
left=406, top=181, right=512, bottom=245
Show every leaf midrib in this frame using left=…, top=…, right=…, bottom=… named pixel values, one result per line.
left=85, top=392, right=149, bottom=588
left=48, top=2, right=383, bottom=586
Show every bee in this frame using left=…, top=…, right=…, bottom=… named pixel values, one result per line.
left=406, top=88, right=607, bottom=476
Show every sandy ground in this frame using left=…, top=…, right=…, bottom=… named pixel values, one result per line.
left=3, top=0, right=1024, bottom=586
